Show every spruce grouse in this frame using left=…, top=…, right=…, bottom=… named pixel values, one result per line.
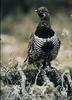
left=26, top=7, right=61, bottom=68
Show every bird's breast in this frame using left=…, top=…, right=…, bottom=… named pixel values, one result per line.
left=34, top=35, right=51, bottom=51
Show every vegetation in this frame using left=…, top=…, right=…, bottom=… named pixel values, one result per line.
left=1, top=59, right=72, bottom=100
left=1, top=0, right=72, bottom=100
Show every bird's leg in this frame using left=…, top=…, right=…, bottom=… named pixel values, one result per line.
left=42, top=61, right=47, bottom=69
left=48, top=62, right=51, bottom=67
left=45, top=62, right=52, bottom=71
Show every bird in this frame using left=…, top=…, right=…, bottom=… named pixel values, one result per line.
left=26, top=7, right=61, bottom=68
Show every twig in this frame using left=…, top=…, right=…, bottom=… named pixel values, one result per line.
left=16, top=63, right=28, bottom=97
left=35, top=65, right=43, bottom=85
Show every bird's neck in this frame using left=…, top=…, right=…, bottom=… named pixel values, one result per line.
left=35, top=19, right=54, bottom=38
left=41, top=19, right=51, bottom=28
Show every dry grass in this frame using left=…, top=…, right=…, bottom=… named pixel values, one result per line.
left=1, top=11, right=72, bottom=68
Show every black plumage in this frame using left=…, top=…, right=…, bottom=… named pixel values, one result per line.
left=27, top=7, right=61, bottom=67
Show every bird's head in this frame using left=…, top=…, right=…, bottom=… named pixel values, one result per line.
left=35, top=7, right=50, bottom=20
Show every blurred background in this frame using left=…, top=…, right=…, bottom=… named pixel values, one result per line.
left=1, top=0, right=72, bottom=68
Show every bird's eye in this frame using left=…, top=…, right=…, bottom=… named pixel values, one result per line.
left=39, top=10, right=41, bottom=12
left=39, top=9, right=42, bottom=12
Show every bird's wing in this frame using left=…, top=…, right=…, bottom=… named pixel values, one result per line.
left=28, top=33, right=35, bottom=51
left=58, top=38, right=61, bottom=47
